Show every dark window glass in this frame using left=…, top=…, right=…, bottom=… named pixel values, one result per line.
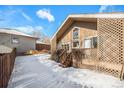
left=73, top=41, right=79, bottom=48
left=73, top=28, right=79, bottom=40
left=92, top=37, right=97, bottom=48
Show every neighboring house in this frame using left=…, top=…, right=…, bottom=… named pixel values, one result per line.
left=51, top=13, right=124, bottom=79
left=0, top=28, right=39, bottom=54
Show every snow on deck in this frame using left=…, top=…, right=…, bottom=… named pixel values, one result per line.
left=8, top=54, right=124, bottom=88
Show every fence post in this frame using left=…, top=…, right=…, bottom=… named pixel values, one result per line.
left=0, top=48, right=16, bottom=88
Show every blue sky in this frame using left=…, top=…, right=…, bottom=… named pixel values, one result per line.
left=0, top=5, right=124, bottom=38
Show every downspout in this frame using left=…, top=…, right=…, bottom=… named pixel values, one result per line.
left=120, top=65, right=124, bottom=80
left=96, top=18, right=99, bottom=71
left=120, top=19, right=124, bottom=80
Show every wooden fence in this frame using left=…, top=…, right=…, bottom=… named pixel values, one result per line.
left=36, top=43, right=51, bottom=51
left=0, top=48, right=16, bottom=88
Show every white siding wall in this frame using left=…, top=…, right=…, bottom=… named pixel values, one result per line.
left=0, top=33, right=36, bottom=53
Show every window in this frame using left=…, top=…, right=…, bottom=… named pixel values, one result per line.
left=61, top=43, right=71, bottom=53
left=73, top=41, right=79, bottom=48
left=73, top=28, right=79, bottom=40
left=92, top=37, right=97, bottom=48
left=72, top=27, right=80, bottom=48
left=62, top=44, right=66, bottom=50
left=66, top=44, right=69, bottom=51
left=62, top=45, right=64, bottom=49
left=84, top=39, right=91, bottom=48
left=12, top=37, right=19, bottom=44
left=84, top=37, right=97, bottom=48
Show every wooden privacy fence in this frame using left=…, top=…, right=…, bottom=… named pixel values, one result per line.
left=0, top=48, right=16, bottom=88
left=36, top=43, right=51, bottom=51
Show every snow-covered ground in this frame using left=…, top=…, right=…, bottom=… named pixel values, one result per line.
left=8, top=54, right=124, bottom=88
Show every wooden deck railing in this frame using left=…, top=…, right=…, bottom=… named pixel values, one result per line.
left=72, top=48, right=97, bottom=61
left=0, top=48, right=16, bottom=88
left=72, top=48, right=97, bottom=70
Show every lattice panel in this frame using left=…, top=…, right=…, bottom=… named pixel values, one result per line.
left=97, top=65, right=121, bottom=77
left=97, top=18, right=124, bottom=78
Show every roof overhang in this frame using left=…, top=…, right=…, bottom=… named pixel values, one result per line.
left=51, top=13, right=124, bottom=41
left=36, top=41, right=50, bottom=45
left=0, top=28, right=39, bottom=39
left=0, top=32, right=39, bottom=39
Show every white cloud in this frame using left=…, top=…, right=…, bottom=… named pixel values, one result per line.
left=35, top=26, right=43, bottom=30
left=99, top=5, right=110, bottom=13
left=22, top=12, right=33, bottom=22
left=36, top=9, right=55, bottom=22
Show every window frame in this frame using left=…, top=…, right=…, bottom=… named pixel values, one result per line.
left=83, top=36, right=97, bottom=48
left=11, top=35, right=20, bottom=44
left=72, top=40, right=80, bottom=48
left=72, top=27, right=80, bottom=48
